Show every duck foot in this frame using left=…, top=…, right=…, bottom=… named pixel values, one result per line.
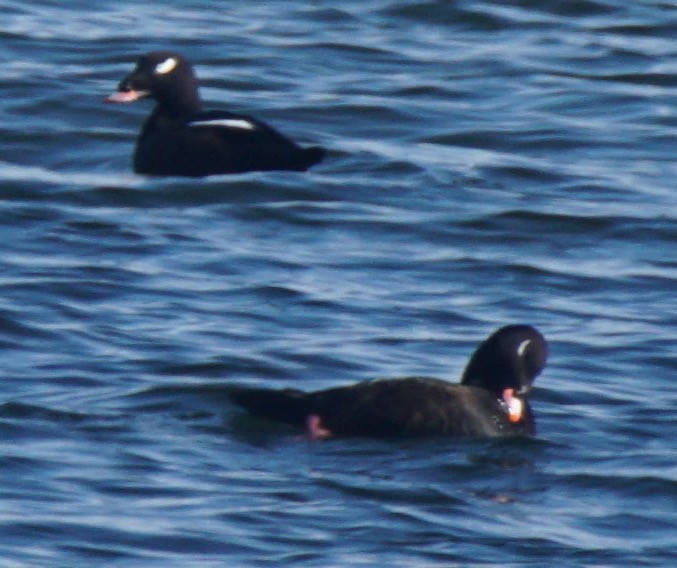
left=306, top=414, right=332, bottom=440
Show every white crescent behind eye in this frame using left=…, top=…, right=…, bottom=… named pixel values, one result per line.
left=155, top=57, right=178, bottom=75
left=517, top=339, right=531, bottom=357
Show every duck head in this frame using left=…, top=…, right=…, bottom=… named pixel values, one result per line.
left=460, top=324, right=548, bottom=398
left=106, top=51, right=201, bottom=116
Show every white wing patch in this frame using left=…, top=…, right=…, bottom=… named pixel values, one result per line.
left=155, top=57, right=178, bottom=75
left=517, top=339, right=531, bottom=357
left=190, top=118, right=257, bottom=131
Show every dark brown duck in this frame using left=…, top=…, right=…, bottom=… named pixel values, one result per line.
left=230, top=325, right=548, bottom=439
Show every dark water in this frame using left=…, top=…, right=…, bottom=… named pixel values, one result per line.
left=0, top=0, right=675, bottom=566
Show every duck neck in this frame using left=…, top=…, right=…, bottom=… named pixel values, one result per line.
left=156, top=79, right=202, bottom=119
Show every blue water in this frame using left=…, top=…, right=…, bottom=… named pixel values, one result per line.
left=0, top=0, right=675, bottom=566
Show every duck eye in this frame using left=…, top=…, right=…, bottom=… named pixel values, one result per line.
left=154, top=57, right=177, bottom=75
left=517, top=339, right=531, bottom=358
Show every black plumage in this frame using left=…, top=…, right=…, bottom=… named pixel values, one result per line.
left=230, top=325, right=547, bottom=438
left=107, top=51, right=325, bottom=177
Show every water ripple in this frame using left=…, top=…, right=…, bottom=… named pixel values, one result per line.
left=0, top=1, right=675, bottom=566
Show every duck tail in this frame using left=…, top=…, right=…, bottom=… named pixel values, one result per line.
left=229, top=386, right=311, bottom=426
left=299, top=146, right=326, bottom=170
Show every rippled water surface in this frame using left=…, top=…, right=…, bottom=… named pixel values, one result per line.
left=0, top=1, right=675, bottom=566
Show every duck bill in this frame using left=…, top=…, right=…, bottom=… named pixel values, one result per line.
left=105, top=89, right=149, bottom=103
left=502, top=388, right=523, bottom=423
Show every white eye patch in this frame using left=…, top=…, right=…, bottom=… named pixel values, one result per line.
left=190, top=118, right=256, bottom=131
left=517, top=339, right=531, bottom=357
left=155, top=57, right=178, bottom=75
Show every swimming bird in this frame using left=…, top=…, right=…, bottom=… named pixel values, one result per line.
left=230, top=325, right=547, bottom=439
left=106, top=51, right=325, bottom=177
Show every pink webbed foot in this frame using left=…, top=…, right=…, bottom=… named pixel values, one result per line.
left=306, top=414, right=332, bottom=440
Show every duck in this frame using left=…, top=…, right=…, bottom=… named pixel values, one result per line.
left=230, top=324, right=548, bottom=439
left=106, top=51, right=325, bottom=177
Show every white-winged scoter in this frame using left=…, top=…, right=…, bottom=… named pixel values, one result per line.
left=230, top=325, right=548, bottom=439
left=106, top=51, right=325, bottom=177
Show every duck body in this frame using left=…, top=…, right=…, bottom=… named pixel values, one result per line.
left=231, top=325, right=547, bottom=439
left=134, top=107, right=325, bottom=177
left=230, top=377, right=535, bottom=438
left=107, top=51, right=325, bottom=177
